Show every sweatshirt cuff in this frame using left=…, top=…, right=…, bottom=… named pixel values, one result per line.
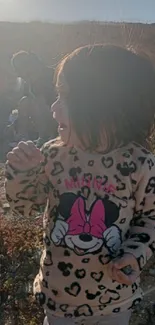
left=5, top=162, right=40, bottom=179
left=118, top=239, right=152, bottom=272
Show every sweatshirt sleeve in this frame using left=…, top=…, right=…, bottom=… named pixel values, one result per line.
left=120, top=154, right=155, bottom=271
left=5, top=144, right=51, bottom=217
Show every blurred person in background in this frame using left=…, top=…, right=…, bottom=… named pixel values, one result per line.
left=0, top=66, right=25, bottom=160
left=11, top=51, right=58, bottom=147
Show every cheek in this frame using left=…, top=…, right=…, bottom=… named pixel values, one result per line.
left=65, top=236, right=74, bottom=248
left=52, top=100, right=69, bottom=122
left=62, top=108, right=69, bottom=124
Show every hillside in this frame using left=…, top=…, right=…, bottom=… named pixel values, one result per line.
left=1, top=21, right=155, bottom=73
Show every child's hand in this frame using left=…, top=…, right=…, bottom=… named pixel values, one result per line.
left=107, top=253, right=140, bottom=285
left=6, top=141, right=43, bottom=171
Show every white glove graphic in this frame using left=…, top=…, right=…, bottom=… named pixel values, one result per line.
left=103, top=225, right=121, bottom=254
left=51, top=219, right=68, bottom=245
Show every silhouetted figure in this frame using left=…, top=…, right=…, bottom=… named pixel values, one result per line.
left=11, top=51, right=58, bottom=146
left=0, top=67, right=25, bottom=160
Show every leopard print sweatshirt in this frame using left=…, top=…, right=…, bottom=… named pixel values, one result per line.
left=5, top=140, right=155, bottom=319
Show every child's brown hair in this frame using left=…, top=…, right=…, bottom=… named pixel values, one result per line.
left=55, top=45, right=155, bottom=151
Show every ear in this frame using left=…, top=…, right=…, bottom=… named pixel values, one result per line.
left=58, top=193, right=77, bottom=220
left=103, top=198, right=120, bottom=228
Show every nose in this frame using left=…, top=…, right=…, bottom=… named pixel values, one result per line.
left=51, top=99, right=60, bottom=119
left=51, top=99, right=57, bottom=113
left=79, top=234, right=93, bottom=242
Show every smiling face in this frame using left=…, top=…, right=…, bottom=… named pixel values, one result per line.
left=65, top=234, right=103, bottom=255
left=51, top=95, right=70, bottom=144
left=51, top=75, right=81, bottom=146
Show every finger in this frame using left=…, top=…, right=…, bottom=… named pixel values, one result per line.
left=12, top=147, right=30, bottom=162
left=113, top=266, right=138, bottom=285
left=113, top=256, right=130, bottom=269
left=107, top=261, right=115, bottom=279
left=18, top=141, right=34, bottom=157
left=115, top=269, right=130, bottom=284
left=112, top=268, right=133, bottom=285
left=18, top=141, right=37, bottom=152
left=7, top=151, right=21, bottom=163
left=113, top=254, right=138, bottom=270
left=26, top=141, right=43, bottom=159
left=6, top=155, right=24, bottom=170
left=18, top=141, right=39, bottom=157
left=18, top=141, right=43, bottom=162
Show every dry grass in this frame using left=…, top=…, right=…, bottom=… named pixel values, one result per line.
left=1, top=21, right=155, bottom=75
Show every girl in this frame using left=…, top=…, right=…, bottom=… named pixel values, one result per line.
left=5, top=45, right=155, bottom=325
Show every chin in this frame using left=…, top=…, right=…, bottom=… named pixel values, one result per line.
left=58, top=130, right=70, bottom=144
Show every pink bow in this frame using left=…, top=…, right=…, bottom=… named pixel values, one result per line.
left=67, top=197, right=106, bottom=238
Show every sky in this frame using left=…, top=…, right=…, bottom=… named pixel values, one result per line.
left=0, top=0, right=155, bottom=23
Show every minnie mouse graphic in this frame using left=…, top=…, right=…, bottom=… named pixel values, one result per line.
left=50, top=192, right=122, bottom=255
